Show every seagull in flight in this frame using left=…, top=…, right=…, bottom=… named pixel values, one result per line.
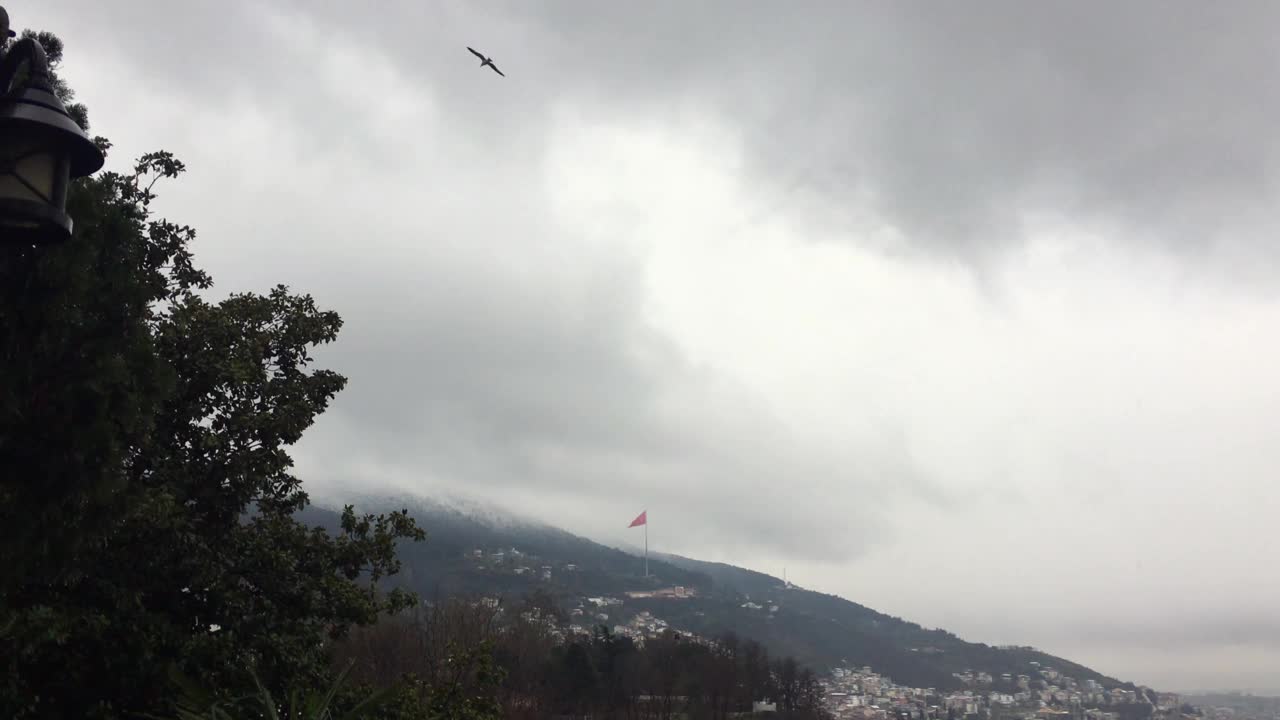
left=467, top=47, right=505, bottom=77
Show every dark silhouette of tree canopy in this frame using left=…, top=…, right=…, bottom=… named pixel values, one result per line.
left=0, top=33, right=422, bottom=719
left=335, top=595, right=832, bottom=720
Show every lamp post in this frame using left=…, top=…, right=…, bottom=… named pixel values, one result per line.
left=0, top=6, right=104, bottom=244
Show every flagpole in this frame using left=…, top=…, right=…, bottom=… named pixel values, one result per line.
left=644, top=518, right=648, bottom=578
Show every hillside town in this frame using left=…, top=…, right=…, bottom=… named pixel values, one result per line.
left=467, top=544, right=1270, bottom=720
left=819, top=663, right=1188, bottom=720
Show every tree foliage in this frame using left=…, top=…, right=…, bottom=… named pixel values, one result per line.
left=0, top=34, right=422, bottom=719
left=335, top=596, right=831, bottom=720
left=155, top=660, right=399, bottom=720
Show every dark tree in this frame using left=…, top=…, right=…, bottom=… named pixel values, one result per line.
left=776, top=656, right=801, bottom=713
left=554, top=641, right=599, bottom=716
left=0, top=33, right=422, bottom=720
left=743, top=639, right=774, bottom=707
left=333, top=597, right=833, bottom=720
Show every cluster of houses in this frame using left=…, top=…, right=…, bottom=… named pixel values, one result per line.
left=820, top=663, right=1188, bottom=720
left=471, top=547, right=578, bottom=582
left=627, top=586, right=696, bottom=599
left=563, top=598, right=705, bottom=647
left=599, top=610, right=672, bottom=644
left=468, top=544, right=704, bottom=646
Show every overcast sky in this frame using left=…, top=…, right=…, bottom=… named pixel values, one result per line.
left=30, top=0, right=1280, bottom=694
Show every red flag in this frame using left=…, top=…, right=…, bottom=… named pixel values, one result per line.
left=628, top=510, right=647, bottom=528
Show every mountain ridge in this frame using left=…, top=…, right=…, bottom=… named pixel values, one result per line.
left=302, top=494, right=1136, bottom=693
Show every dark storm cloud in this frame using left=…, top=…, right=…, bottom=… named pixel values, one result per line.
left=61, top=1, right=1280, bottom=262
left=620, top=1, right=1280, bottom=261
left=317, top=0, right=1280, bottom=264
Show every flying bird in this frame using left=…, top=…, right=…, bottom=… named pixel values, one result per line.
left=467, top=47, right=505, bottom=77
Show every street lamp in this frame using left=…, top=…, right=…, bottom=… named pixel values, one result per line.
left=0, top=6, right=104, bottom=244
